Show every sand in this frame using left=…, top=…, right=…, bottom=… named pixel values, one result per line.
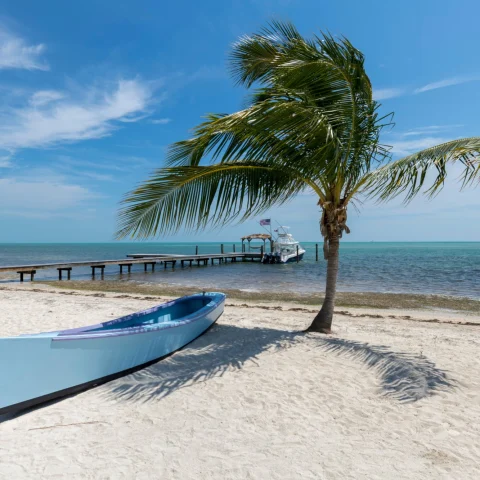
left=1, top=284, right=480, bottom=479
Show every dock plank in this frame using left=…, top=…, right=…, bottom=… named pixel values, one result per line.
left=0, top=253, right=262, bottom=273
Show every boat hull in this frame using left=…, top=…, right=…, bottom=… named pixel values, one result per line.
left=262, top=251, right=305, bottom=264
left=283, top=252, right=305, bottom=263
left=0, top=293, right=225, bottom=415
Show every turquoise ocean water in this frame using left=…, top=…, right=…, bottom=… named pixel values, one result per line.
left=0, top=242, right=479, bottom=299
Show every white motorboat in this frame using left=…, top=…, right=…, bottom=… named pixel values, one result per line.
left=262, top=226, right=306, bottom=264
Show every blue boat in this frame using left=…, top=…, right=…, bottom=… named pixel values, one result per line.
left=0, top=292, right=225, bottom=415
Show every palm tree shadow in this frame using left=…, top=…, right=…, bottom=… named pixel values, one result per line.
left=103, top=324, right=456, bottom=405
left=103, top=324, right=299, bottom=404
left=315, top=337, right=456, bottom=402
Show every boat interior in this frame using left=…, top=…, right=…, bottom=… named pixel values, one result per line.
left=59, top=294, right=217, bottom=335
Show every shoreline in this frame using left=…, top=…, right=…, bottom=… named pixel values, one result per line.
left=36, top=280, right=480, bottom=313
left=0, top=282, right=478, bottom=339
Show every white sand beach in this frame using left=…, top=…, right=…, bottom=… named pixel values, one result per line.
left=1, top=284, right=480, bottom=479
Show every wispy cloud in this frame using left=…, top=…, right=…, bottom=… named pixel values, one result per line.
left=374, top=74, right=480, bottom=100
left=384, top=124, right=465, bottom=156
left=0, top=176, right=101, bottom=216
left=0, top=152, right=12, bottom=167
left=401, top=125, right=463, bottom=137
left=0, top=79, right=153, bottom=152
left=388, top=136, right=449, bottom=156
left=57, top=155, right=129, bottom=173
left=29, top=90, right=64, bottom=107
left=57, top=153, right=156, bottom=173
left=373, top=87, right=405, bottom=101
left=414, top=75, right=480, bottom=94
left=0, top=27, right=48, bottom=70
left=57, top=165, right=115, bottom=182
left=151, top=118, right=171, bottom=125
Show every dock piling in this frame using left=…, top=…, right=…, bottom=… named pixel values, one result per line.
left=119, top=264, right=132, bottom=274
left=17, top=270, right=36, bottom=282
left=91, top=265, right=105, bottom=278
left=143, top=262, right=155, bottom=272
left=195, top=246, right=198, bottom=255
left=57, top=267, right=72, bottom=280
left=296, top=245, right=299, bottom=263
left=315, top=243, right=319, bottom=261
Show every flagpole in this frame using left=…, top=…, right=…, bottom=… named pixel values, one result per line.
left=269, top=221, right=273, bottom=253
left=258, top=221, right=271, bottom=236
left=275, top=220, right=289, bottom=235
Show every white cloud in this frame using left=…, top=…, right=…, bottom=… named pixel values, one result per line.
left=30, top=90, right=65, bottom=107
left=414, top=75, right=480, bottom=94
left=374, top=74, right=480, bottom=99
left=0, top=153, right=12, bottom=167
left=388, top=136, right=449, bottom=156
left=385, top=125, right=467, bottom=156
left=373, top=87, right=405, bottom=100
left=0, top=28, right=48, bottom=70
left=401, top=125, right=463, bottom=136
left=0, top=79, right=152, bottom=151
left=151, top=118, right=171, bottom=125
left=57, top=153, right=155, bottom=173
left=361, top=161, right=480, bottom=216
left=0, top=177, right=100, bottom=215
left=58, top=166, right=115, bottom=182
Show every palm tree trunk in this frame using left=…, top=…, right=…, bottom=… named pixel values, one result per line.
left=307, top=235, right=340, bottom=333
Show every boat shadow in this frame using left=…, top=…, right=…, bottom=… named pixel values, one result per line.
left=103, top=324, right=456, bottom=406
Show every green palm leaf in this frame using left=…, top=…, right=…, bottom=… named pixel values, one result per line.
left=367, top=137, right=480, bottom=201
left=117, top=162, right=310, bottom=239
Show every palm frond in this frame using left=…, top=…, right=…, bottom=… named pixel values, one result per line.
left=166, top=98, right=340, bottom=173
left=117, top=162, right=309, bottom=239
left=367, top=137, right=480, bottom=201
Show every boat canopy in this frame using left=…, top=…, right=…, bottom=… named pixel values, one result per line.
left=240, top=233, right=271, bottom=241
left=241, top=233, right=272, bottom=252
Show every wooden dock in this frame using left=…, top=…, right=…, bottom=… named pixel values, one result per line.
left=0, top=252, right=263, bottom=282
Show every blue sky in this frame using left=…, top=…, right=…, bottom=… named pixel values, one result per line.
left=0, top=0, right=479, bottom=242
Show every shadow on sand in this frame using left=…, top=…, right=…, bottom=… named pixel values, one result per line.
left=0, top=324, right=456, bottom=423
left=103, top=324, right=456, bottom=405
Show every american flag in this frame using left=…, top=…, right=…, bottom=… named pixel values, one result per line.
left=259, top=219, right=271, bottom=226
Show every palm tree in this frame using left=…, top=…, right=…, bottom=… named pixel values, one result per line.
left=117, top=22, right=480, bottom=333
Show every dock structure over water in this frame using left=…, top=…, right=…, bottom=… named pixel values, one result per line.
left=0, top=252, right=263, bottom=282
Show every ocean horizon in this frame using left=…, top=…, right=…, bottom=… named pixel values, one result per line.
left=1, top=242, right=479, bottom=300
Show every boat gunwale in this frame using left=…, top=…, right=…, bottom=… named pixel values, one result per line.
left=2, top=292, right=225, bottom=342
left=53, top=292, right=225, bottom=341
